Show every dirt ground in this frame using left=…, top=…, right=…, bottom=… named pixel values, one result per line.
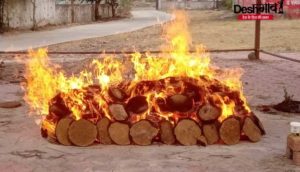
left=0, top=52, right=300, bottom=171
left=48, top=10, right=300, bottom=53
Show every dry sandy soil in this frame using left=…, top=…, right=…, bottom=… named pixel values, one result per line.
left=0, top=51, right=300, bottom=171
left=48, top=10, right=300, bottom=53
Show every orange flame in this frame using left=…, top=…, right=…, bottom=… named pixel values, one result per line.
left=23, top=11, right=250, bottom=131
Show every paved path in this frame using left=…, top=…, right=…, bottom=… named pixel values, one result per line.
left=0, top=10, right=172, bottom=52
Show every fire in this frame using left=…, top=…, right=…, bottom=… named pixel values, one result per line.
left=24, top=49, right=60, bottom=115
left=131, top=11, right=211, bottom=81
left=22, top=11, right=251, bottom=134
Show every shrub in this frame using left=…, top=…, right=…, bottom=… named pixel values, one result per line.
left=118, top=0, right=132, bottom=17
left=222, top=0, right=233, bottom=10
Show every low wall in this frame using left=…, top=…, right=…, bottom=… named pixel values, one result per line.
left=160, top=0, right=217, bottom=10
left=55, top=4, right=94, bottom=24
left=55, top=4, right=114, bottom=25
left=4, top=0, right=55, bottom=29
left=3, top=2, right=124, bottom=29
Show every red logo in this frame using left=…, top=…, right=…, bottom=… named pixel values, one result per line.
left=234, top=0, right=300, bottom=20
left=234, top=0, right=284, bottom=20
left=238, top=14, right=274, bottom=20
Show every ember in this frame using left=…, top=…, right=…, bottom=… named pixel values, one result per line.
left=23, top=11, right=265, bottom=146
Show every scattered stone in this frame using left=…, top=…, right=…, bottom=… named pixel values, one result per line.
left=0, top=61, right=4, bottom=68
left=248, top=52, right=258, bottom=60
left=0, top=101, right=22, bottom=108
left=9, top=80, right=21, bottom=84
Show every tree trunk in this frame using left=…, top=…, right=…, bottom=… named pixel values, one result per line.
left=174, top=119, right=202, bottom=145
left=112, top=3, right=116, bottom=17
left=71, top=0, right=75, bottom=23
left=242, top=117, right=262, bottom=142
left=0, top=0, right=4, bottom=33
left=108, top=104, right=128, bottom=121
left=68, top=119, right=97, bottom=146
left=219, top=117, right=241, bottom=145
left=126, top=96, right=148, bottom=114
left=55, top=118, right=73, bottom=146
left=95, top=0, right=101, bottom=20
left=130, top=120, right=158, bottom=145
left=166, top=94, right=193, bottom=112
left=109, top=87, right=127, bottom=101
left=250, top=113, right=266, bottom=135
left=108, top=122, right=130, bottom=145
left=198, top=104, right=221, bottom=122
left=97, top=117, right=112, bottom=144
left=107, top=0, right=118, bottom=17
left=203, top=123, right=219, bottom=145
left=160, top=120, right=175, bottom=145
left=49, top=93, right=71, bottom=119
left=31, top=0, right=37, bottom=30
left=41, top=120, right=57, bottom=143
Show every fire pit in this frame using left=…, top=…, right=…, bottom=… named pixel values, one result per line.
left=23, top=11, right=265, bottom=147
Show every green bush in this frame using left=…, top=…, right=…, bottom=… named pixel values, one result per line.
left=118, top=0, right=132, bottom=16
left=223, top=0, right=233, bottom=10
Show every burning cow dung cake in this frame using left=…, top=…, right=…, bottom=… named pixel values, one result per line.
left=23, top=11, right=265, bottom=147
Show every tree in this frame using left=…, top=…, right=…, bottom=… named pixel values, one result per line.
left=0, top=0, right=4, bottom=32
left=118, top=0, right=132, bottom=16
left=94, top=0, right=102, bottom=20
left=106, top=0, right=118, bottom=17
left=31, top=0, right=37, bottom=30
left=83, top=0, right=119, bottom=18
left=82, top=0, right=103, bottom=20
left=71, top=0, right=75, bottom=23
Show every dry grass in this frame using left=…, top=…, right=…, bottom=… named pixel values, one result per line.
left=188, top=10, right=300, bottom=52
left=48, top=10, right=300, bottom=53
